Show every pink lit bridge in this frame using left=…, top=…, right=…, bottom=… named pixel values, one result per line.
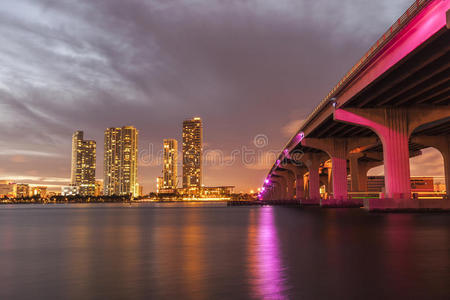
left=260, top=0, right=450, bottom=211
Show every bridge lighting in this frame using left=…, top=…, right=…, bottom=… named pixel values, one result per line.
left=293, top=132, right=305, bottom=145
left=265, top=179, right=269, bottom=184
left=330, top=97, right=337, bottom=107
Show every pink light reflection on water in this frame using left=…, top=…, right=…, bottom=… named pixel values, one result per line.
left=248, top=207, right=290, bottom=299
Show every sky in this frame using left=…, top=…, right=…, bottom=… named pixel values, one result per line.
left=0, top=0, right=445, bottom=193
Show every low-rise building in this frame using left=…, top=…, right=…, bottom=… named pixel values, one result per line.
left=14, top=184, right=30, bottom=198
left=61, top=186, right=79, bottom=196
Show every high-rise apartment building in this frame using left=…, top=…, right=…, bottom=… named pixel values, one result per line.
left=71, top=131, right=96, bottom=196
left=104, top=126, right=138, bottom=197
left=163, top=139, right=178, bottom=190
left=182, top=117, right=202, bottom=190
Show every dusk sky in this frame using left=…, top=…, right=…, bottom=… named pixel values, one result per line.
left=0, top=0, right=445, bottom=193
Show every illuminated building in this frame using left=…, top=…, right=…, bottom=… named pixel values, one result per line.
left=201, top=186, right=234, bottom=198
left=138, top=184, right=144, bottom=197
left=14, top=184, right=29, bottom=198
left=32, top=186, right=47, bottom=198
left=156, top=176, right=163, bottom=194
left=95, top=180, right=103, bottom=196
left=104, top=126, right=139, bottom=197
left=0, top=181, right=15, bottom=198
left=182, top=117, right=202, bottom=193
left=71, top=131, right=96, bottom=196
left=62, top=186, right=79, bottom=196
left=163, top=139, right=178, bottom=190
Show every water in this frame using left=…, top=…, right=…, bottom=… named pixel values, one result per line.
left=0, top=203, right=449, bottom=300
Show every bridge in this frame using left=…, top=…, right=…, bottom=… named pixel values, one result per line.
left=260, top=0, right=450, bottom=211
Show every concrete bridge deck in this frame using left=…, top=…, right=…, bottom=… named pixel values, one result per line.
left=260, top=0, right=450, bottom=211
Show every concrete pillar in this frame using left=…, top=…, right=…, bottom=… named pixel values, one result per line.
left=272, top=176, right=287, bottom=200
left=302, top=138, right=349, bottom=201
left=335, top=107, right=450, bottom=200
left=349, top=153, right=365, bottom=192
left=382, top=110, right=411, bottom=199
left=271, top=182, right=281, bottom=200
left=309, top=166, right=320, bottom=201
left=285, top=172, right=295, bottom=200
left=327, top=167, right=333, bottom=194
left=302, top=154, right=322, bottom=203
left=334, top=109, right=409, bottom=199
left=278, top=164, right=307, bottom=200
left=295, top=173, right=305, bottom=199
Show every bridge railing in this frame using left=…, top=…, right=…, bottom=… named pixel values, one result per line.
left=265, top=0, right=433, bottom=180
left=300, top=0, right=431, bottom=131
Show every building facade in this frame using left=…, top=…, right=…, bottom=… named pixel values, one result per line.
left=182, top=117, right=203, bottom=191
left=0, top=181, right=15, bottom=198
left=163, top=139, right=178, bottom=190
left=156, top=176, right=163, bottom=194
left=71, top=131, right=96, bottom=196
left=14, top=184, right=30, bottom=198
left=104, top=126, right=139, bottom=197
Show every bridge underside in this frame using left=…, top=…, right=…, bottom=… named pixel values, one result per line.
left=262, top=5, right=450, bottom=211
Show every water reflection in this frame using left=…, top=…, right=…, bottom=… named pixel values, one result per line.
left=181, top=210, right=207, bottom=298
left=248, top=207, right=289, bottom=299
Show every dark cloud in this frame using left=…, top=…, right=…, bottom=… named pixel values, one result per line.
left=2, top=0, right=436, bottom=192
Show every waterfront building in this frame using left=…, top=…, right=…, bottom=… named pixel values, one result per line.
left=156, top=176, right=163, bottom=194
left=95, top=180, right=103, bottom=196
left=104, top=126, right=139, bottom=197
left=0, top=181, right=15, bottom=198
left=61, top=186, right=79, bottom=196
left=14, top=184, right=29, bottom=198
left=163, top=139, right=178, bottom=190
left=182, top=117, right=203, bottom=193
left=71, top=131, right=96, bottom=196
left=31, top=186, right=47, bottom=198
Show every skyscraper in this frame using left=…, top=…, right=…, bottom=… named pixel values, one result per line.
left=104, top=126, right=138, bottom=197
left=163, top=139, right=178, bottom=190
left=182, top=117, right=202, bottom=190
left=71, top=131, right=96, bottom=196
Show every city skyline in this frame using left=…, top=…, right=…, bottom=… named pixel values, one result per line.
left=0, top=0, right=446, bottom=194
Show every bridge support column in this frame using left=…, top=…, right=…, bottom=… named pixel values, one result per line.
left=335, top=107, right=450, bottom=202
left=286, top=172, right=295, bottom=200
left=302, top=154, right=322, bottom=204
left=278, top=164, right=307, bottom=201
left=271, top=182, right=281, bottom=201
left=335, top=108, right=413, bottom=200
left=295, top=173, right=305, bottom=200
left=349, top=153, right=367, bottom=192
left=302, top=138, right=349, bottom=203
left=272, top=176, right=288, bottom=200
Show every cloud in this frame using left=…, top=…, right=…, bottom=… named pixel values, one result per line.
left=282, top=119, right=305, bottom=137
left=11, top=155, right=27, bottom=163
left=0, top=0, right=414, bottom=192
left=244, top=151, right=279, bottom=170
